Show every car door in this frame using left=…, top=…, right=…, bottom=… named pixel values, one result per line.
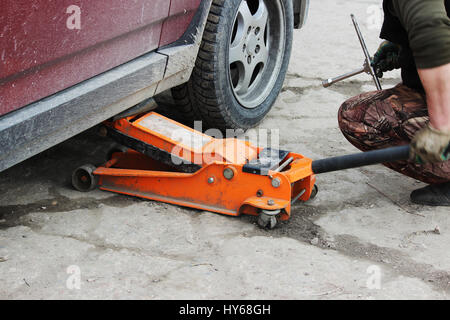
left=0, top=0, right=170, bottom=116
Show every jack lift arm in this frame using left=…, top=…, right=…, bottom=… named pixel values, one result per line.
left=72, top=112, right=445, bottom=229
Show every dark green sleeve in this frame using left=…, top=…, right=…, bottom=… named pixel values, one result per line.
left=391, top=0, right=450, bottom=68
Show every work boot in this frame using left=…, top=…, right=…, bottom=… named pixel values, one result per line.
left=410, top=182, right=450, bottom=206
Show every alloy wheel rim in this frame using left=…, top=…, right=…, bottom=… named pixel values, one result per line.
left=228, top=0, right=286, bottom=109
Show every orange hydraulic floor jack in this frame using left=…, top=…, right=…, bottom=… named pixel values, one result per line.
left=72, top=111, right=421, bottom=229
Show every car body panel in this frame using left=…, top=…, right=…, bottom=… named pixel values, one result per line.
left=0, top=51, right=168, bottom=173
left=0, top=0, right=309, bottom=173
left=0, top=0, right=213, bottom=173
left=0, top=0, right=201, bottom=116
left=159, top=0, right=202, bottom=47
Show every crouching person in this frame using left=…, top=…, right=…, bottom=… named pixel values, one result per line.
left=338, top=0, right=450, bottom=206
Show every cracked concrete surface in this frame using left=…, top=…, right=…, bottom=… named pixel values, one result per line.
left=0, top=0, right=449, bottom=299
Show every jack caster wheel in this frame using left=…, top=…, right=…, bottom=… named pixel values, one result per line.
left=72, top=164, right=98, bottom=192
left=257, top=210, right=280, bottom=230
left=310, top=185, right=319, bottom=200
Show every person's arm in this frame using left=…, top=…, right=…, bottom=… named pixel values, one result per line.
left=391, top=0, right=450, bottom=162
left=418, top=63, right=450, bottom=132
left=392, top=0, right=450, bottom=130
left=391, top=0, right=450, bottom=69
left=410, top=64, right=450, bottom=163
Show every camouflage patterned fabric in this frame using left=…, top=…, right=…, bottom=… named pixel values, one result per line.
left=338, top=84, right=450, bottom=184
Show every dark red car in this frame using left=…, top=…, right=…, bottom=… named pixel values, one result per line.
left=0, top=0, right=309, bottom=172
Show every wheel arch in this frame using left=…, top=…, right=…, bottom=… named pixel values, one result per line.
left=293, top=0, right=310, bottom=29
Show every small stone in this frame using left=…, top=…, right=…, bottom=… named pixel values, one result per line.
left=310, top=237, right=319, bottom=245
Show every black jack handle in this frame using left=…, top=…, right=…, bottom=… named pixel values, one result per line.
left=312, top=144, right=450, bottom=175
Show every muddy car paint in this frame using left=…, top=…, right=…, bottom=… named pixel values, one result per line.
left=0, top=0, right=201, bottom=116
left=0, top=0, right=309, bottom=173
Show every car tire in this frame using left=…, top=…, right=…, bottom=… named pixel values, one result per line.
left=172, top=0, right=294, bottom=131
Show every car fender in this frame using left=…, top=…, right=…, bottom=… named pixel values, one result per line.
left=293, top=0, right=310, bottom=29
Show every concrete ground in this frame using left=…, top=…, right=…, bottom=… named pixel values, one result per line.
left=1, top=0, right=449, bottom=300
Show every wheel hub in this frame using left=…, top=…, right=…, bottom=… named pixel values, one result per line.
left=245, top=33, right=258, bottom=57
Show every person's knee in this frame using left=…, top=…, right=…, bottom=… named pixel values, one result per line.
left=338, top=96, right=364, bottom=135
left=338, top=99, right=352, bottom=122
left=338, top=90, right=388, bottom=134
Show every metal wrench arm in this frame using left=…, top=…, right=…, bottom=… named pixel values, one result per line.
left=322, top=15, right=382, bottom=90
left=322, top=66, right=366, bottom=88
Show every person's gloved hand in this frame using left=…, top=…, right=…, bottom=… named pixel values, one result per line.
left=371, top=41, right=401, bottom=78
left=410, top=124, right=450, bottom=163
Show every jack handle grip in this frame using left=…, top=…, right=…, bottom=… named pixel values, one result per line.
left=312, top=144, right=450, bottom=175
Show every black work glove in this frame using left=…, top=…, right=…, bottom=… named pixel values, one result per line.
left=371, top=41, right=401, bottom=78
